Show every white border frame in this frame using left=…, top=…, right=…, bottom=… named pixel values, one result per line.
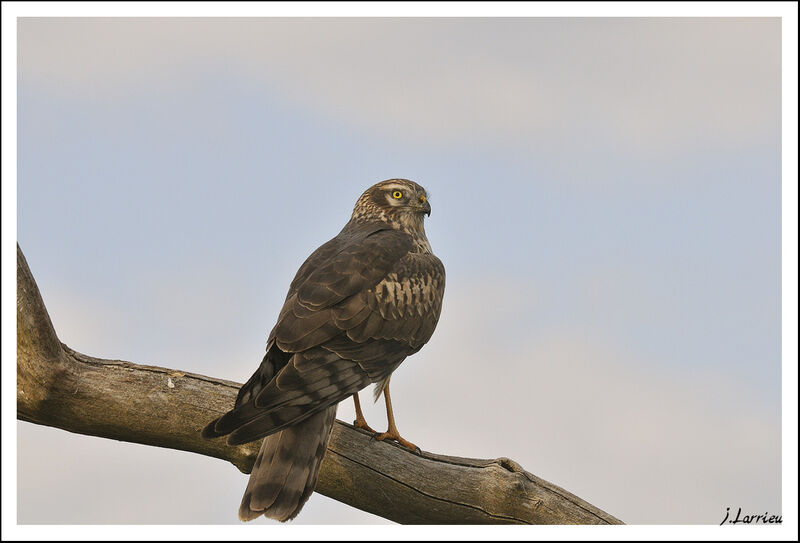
left=3, top=2, right=797, bottom=541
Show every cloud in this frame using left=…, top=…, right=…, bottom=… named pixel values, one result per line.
left=18, top=18, right=780, bottom=156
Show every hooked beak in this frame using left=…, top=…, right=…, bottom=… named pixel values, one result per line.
left=418, top=196, right=431, bottom=217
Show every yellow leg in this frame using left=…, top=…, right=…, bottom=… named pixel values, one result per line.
left=375, top=383, right=419, bottom=452
left=352, top=392, right=376, bottom=433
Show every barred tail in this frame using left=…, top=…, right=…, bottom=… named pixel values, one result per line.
left=238, top=405, right=337, bottom=522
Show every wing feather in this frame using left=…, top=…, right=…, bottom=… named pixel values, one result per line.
left=204, top=225, right=445, bottom=445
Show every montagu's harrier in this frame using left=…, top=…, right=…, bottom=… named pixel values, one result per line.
left=203, top=178, right=446, bottom=521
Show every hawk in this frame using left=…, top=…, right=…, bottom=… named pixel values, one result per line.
left=203, top=178, right=446, bottom=522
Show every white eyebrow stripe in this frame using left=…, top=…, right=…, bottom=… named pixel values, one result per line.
left=381, top=183, right=411, bottom=192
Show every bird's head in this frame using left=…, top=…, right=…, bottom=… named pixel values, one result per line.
left=351, top=179, right=432, bottom=233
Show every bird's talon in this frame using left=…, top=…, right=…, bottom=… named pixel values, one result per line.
left=353, top=418, right=376, bottom=434
left=375, top=432, right=419, bottom=452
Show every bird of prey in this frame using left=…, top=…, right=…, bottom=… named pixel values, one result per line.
left=203, top=178, right=446, bottom=522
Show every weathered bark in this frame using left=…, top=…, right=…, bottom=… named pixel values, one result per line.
left=16, top=243, right=623, bottom=525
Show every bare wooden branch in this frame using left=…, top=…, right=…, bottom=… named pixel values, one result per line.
left=16, top=243, right=623, bottom=525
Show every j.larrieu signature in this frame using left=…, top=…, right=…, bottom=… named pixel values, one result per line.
left=720, top=507, right=782, bottom=525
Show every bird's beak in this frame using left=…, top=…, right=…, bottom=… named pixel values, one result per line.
left=418, top=196, right=431, bottom=217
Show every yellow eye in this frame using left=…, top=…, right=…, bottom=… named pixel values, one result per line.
left=392, top=190, right=403, bottom=199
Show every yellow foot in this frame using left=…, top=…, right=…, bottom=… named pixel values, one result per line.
left=375, top=431, right=420, bottom=453
left=353, top=417, right=376, bottom=434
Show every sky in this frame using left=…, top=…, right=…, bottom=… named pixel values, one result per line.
left=7, top=12, right=791, bottom=530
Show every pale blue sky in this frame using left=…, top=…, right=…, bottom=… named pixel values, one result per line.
left=14, top=17, right=783, bottom=525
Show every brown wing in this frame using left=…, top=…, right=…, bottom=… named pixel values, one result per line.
left=322, top=252, right=446, bottom=384
left=220, top=248, right=445, bottom=442
left=271, top=226, right=416, bottom=352
left=203, top=226, right=434, bottom=443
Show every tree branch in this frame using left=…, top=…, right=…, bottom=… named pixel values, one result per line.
left=16, top=243, right=623, bottom=525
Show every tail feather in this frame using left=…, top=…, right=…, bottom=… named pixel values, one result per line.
left=238, top=405, right=337, bottom=522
